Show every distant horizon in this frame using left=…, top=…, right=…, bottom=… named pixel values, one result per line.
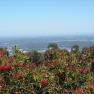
left=0, top=33, right=94, bottom=39
left=0, top=34, right=94, bottom=52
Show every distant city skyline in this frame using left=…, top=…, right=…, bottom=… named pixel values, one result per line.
left=0, top=0, right=94, bottom=37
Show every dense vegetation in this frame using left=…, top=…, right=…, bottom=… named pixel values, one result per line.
left=0, top=43, right=94, bottom=94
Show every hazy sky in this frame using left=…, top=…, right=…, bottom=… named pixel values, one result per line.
left=0, top=0, right=94, bottom=37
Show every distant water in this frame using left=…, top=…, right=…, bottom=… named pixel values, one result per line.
left=0, top=36, right=94, bottom=52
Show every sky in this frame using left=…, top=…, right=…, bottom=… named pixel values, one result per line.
left=0, top=0, right=94, bottom=37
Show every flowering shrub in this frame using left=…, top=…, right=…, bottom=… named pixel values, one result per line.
left=0, top=45, right=94, bottom=94
left=41, top=79, right=48, bottom=86
left=0, top=62, right=12, bottom=71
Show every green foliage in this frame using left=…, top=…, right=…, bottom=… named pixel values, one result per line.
left=71, top=45, right=80, bottom=53
left=31, top=50, right=44, bottom=65
left=48, top=43, right=59, bottom=49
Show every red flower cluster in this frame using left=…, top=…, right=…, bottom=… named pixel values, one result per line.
left=88, top=83, right=94, bottom=89
left=31, top=63, right=37, bottom=69
left=18, top=72, right=24, bottom=78
left=18, top=63, right=26, bottom=68
left=75, top=87, right=85, bottom=94
left=79, top=67, right=87, bottom=74
left=41, top=79, right=48, bottom=86
left=0, top=51, right=4, bottom=59
left=14, top=91, right=22, bottom=94
left=0, top=62, right=12, bottom=71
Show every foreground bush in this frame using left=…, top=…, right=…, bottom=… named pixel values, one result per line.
left=0, top=44, right=94, bottom=94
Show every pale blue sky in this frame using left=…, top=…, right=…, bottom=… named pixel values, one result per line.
left=0, top=0, right=94, bottom=37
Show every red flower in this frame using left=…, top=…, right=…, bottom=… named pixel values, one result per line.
left=14, top=91, right=22, bottom=94
left=18, top=72, right=24, bottom=78
left=41, top=79, right=48, bottom=86
left=88, top=83, right=94, bottom=89
left=79, top=67, right=87, bottom=74
left=31, top=63, right=37, bottom=69
left=75, top=87, right=85, bottom=94
left=18, top=63, right=25, bottom=68
left=0, top=62, right=12, bottom=71
left=0, top=51, right=4, bottom=59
